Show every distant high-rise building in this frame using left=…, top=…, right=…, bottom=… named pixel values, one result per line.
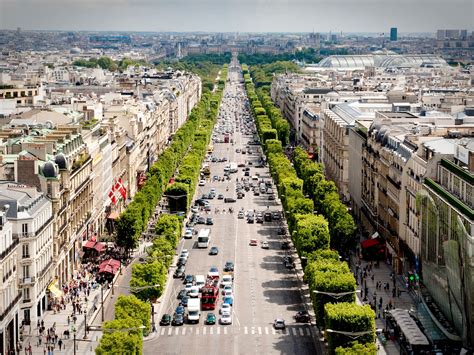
left=390, top=27, right=398, bottom=41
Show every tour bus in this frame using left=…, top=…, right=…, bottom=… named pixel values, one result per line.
left=197, top=229, right=211, bottom=248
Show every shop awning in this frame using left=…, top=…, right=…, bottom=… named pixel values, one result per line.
left=388, top=309, right=430, bottom=346
left=99, top=259, right=121, bottom=275
left=94, top=242, right=105, bottom=252
left=361, top=238, right=383, bottom=249
left=107, top=211, right=120, bottom=220
left=84, top=240, right=96, bottom=249
left=48, top=283, right=63, bottom=298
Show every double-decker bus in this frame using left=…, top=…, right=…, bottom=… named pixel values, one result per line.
left=201, top=284, right=219, bottom=310
left=197, top=229, right=211, bottom=248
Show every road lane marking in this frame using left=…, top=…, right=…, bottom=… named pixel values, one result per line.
left=272, top=328, right=276, bottom=335
left=224, top=327, right=228, bottom=334
left=182, top=327, right=186, bottom=335
left=175, top=328, right=179, bottom=335
left=258, top=327, right=262, bottom=335
left=299, top=328, right=304, bottom=336
left=168, top=328, right=172, bottom=335
left=160, top=328, right=165, bottom=336
left=291, top=328, right=297, bottom=336
left=203, top=327, right=206, bottom=335
left=265, top=327, right=269, bottom=335
left=196, top=328, right=199, bottom=335
left=217, top=327, right=221, bottom=335
left=189, top=327, right=193, bottom=334
left=305, top=327, right=311, bottom=336
left=244, top=326, right=248, bottom=334
left=251, top=327, right=255, bottom=335
left=210, top=327, right=213, bottom=335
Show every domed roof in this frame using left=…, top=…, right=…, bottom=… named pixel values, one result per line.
left=42, top=161, right=58, bottom=178
left=369, top=122, right=382, bottom=135
left=55, top=154, right=67, bottom=170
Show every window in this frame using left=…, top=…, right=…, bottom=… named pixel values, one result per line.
left=22, top=244, right=29, bottom=258
left=22, top=265, right=30, bottom=278
left=23, top=287, right=30, bottom=300
left=22, top=223, right=28, bottom=235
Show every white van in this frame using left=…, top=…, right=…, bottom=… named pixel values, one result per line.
left=195, top=275, right=206, bottom=290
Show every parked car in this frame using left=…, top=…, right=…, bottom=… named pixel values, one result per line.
left=199, top=180, right=206, bottom=186
left=173, top=266, right=185, bottom=279
left=261, top=241, right=269, bottom=249
left=159, top=314, right=171, bottom=326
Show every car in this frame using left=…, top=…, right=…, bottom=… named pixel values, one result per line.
left=199, top=180, right=206, bottom=186
left=206, top=217, right=214, bottom=225
left=208, top=266, right=219, bottom=278
left=285, top=261, right=296, bottom=269
left=268, top=195, right=275, bottom=200
left=264, top=212, right=272, bottom=222
left=175, top=306, right=185, bottom=315
left=197, top=216, right=206, bottom=224
left=195, top=199, right=207, bottom=206
left=244, top=171, right=250, bottom=177
left=281, top=241, right=290, bottom=250
left=184, top=274, right=194, bottom=284
left=206, top=313, right=216, bottom=325
left=224, top=261, right=234, bottom=272
left=236, top=149, right=241, bottom=153
left=294, top=311, right=311, bottom=323
left=253, top=190, right=260, bottom=196
left=191, top=206, right=199, bottom=213
left=177, top=289, right=187, bottom=299
left=185, top=283, right=193, bottom=294
left=204, top=204, right=212, bottom=212
left=238, top=211, right=244, bottom=219
left=222, top=285, right=233, bottom=295
left=184, top=228, right=193, bottom=239
left=177, top=257, right=187, bottom=267
left=249, top=239, right=258, bottom=246
left=180, top=296, right=189, bottom=307
left=219, top=303, right=232, bottom=315
left=180, top=249, right=189, bottom=259
left=272, top=211, right=281, bottom=220
left=208, top=193, right=215, bottom=199
left=237, top=192, right=245, bottom=199
left=223, top=297, right=234, bottom=306
left=273, top=319, right=286, bottom=329
left=172, top=313, right=184, bottom=326
left=209, top=246, right=219, bottom=255
left=160, top=314, right=172, bottom=326
left=220, top=314, right=232, bottom=325
left=261, top=241, right=269, bottom=249
left=188, top=286, right=200, bottom=298
left=218, top=194, right=224, bottom=199
left=222, top=289, right=233, bottom=299
left=247, top=216, right=254, bottom=224
left=221, top=274, right=233, bottom=288
left=256, top=215, right=264, bottom=223
left=173, top=266, right=185, bottom=279
left=224, top=197, right=236, bottom=203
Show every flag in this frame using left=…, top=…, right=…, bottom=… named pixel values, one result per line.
left=108, top=185, right=117, bottom=205
left=115, top=178, right=127, bottom=200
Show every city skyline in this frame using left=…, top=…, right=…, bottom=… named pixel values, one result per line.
left=0, top=0, right=473, bottom=33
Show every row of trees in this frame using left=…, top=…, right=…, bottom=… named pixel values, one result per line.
left=72, top=56, right=148, bottom=71
left=95, top=295, right=151, bottom=355
left=115, top=65, right=227, bottom=256
left=243, top=63, right=375, bottom=354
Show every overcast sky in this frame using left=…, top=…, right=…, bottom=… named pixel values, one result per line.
left=0, top=0, right=472, bottom=33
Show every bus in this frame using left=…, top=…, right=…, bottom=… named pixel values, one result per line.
left=197, top=229, right=211, bottom=248
left=201, top=284, right=219, bottom=310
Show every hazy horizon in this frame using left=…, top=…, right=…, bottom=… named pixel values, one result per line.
left=0, top=0, right=473, bottom=33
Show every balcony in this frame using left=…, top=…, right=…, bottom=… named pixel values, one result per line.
left=21, top=276, right=36, bottom=285
left=0, top=293, right=22, bottom=322
left=0, top=237, right=19, bottom=260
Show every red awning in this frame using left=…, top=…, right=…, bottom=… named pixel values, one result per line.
left=90, top=235, right=97, bottom=242
left=98, top=259, right=121, bottom=275
left=94, top=242, right=105, bottom=252
left=84, top=241, right=96, bottom=249
left=361, top=238, right=383, bottom=249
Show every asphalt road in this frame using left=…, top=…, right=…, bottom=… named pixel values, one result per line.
left=144, top=61, right=316, bottom=355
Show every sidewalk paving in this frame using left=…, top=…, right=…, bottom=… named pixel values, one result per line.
left=350, top=252, right=417, bottom=355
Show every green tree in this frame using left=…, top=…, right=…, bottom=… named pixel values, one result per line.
left=115, top=295, right=151, bottom=335
left=325, top=303, right=375, bottom=354
left=130, top=261, right=166, bottom=302
left=95, top=318, right=143, bottom=355
left=335, top=342, right=377, bottom=355
left=97, top=56, right=117, bottom=71
left=293, top=214, right=330, bottom=255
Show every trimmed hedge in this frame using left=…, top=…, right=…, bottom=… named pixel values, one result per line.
left=335, top=342, right=377, bottom=355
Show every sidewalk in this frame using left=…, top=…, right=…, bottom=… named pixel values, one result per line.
left=350, top=253, right=417, bottom=355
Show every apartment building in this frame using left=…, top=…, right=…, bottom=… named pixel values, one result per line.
left=0, top=211, right=20, bottom=355
left=0, top=183, right=54, bottom=326
left=417, top=147, right=474, bottom=348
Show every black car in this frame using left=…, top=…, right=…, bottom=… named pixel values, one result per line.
left=281, top=241, right=290, bottom=250
left=180, top=296, right=189, bottom=307
left=195, top=199, right=207, bottom=206
left=172, top=313, right=184, bottom=326
left=160, top=314, right=172, bottom=326
left=209, top=246, right=219, bottom=255
left=224, top=261, right=234, bottom=272
left=272, top=211, right=281, bottom=220
left=177, top=257, right=187, bottom=267
left=264, top=212, right=272, bottom=222
left=177, top=289, right=187, bottom=299
left=268, top=195, right=275, bottom=201
left=197, top=217, right=206, bottom=224
left=173, top=266, right=185, bottom=279
left=206, top=217, right=214, bottom=225
left=294, top=311, right=311, bottom=323
left=224, top=197, right=236, bottom=203
left=184, top=274, right=194, bottom=284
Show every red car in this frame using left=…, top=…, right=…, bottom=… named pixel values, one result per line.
left=249, top=239, right=258, bottom=246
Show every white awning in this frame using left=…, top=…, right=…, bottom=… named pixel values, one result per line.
left=388, top=309, right=430, bottom=346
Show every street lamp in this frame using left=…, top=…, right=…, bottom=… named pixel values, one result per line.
left=313, top=290, right=360, bottom=299
left=325, top=328, right=373, bottom=340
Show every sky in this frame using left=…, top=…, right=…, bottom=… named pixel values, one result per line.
left=0, top=0, right=473, bottom=33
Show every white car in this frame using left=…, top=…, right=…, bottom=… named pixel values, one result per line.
left=221, top=275, right=233, bottom=288
left=220, top=314, right=232, bottom=325
left=185, top=283, right=193, bottom=293
left=222, top=289, right=233, bottom=299
left=219, top=303, right=231, bottom=315
left=191, top=206, right=199, bottom=213
left=184, top=229, right=193, bottom=239
left=222, top=285, right=233, bottom=295
left=261, top=241, right=269, bottom=249
left=180, top=249, right=189, bottom=259
left=188, top=286, right=200, bottom=298
left=199, top=180, right=206, bottom=186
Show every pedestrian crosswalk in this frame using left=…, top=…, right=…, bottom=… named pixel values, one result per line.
left=156, top=325, right=312, bottom=337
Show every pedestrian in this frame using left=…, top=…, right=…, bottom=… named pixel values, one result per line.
left=371, top=274, right=375, bottom=282
left=67, top=316, right=70, bottom=326
left=392, top=287, right=396, bottom=298
left=28, top=345, right=32, bottom=355
left=58, top=339, right=62, bottom=350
